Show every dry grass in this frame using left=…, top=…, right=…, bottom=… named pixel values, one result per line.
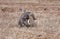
left=0, top=0, right=60, bottom=39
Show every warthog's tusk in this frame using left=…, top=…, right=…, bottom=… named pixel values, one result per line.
left=28, top=20, right=30, bottom=25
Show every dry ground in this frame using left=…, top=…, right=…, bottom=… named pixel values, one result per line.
left=0, top=0, right=60, bottom=39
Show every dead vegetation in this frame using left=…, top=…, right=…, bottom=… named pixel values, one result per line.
left=0, top=0, right=60, bottom=39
